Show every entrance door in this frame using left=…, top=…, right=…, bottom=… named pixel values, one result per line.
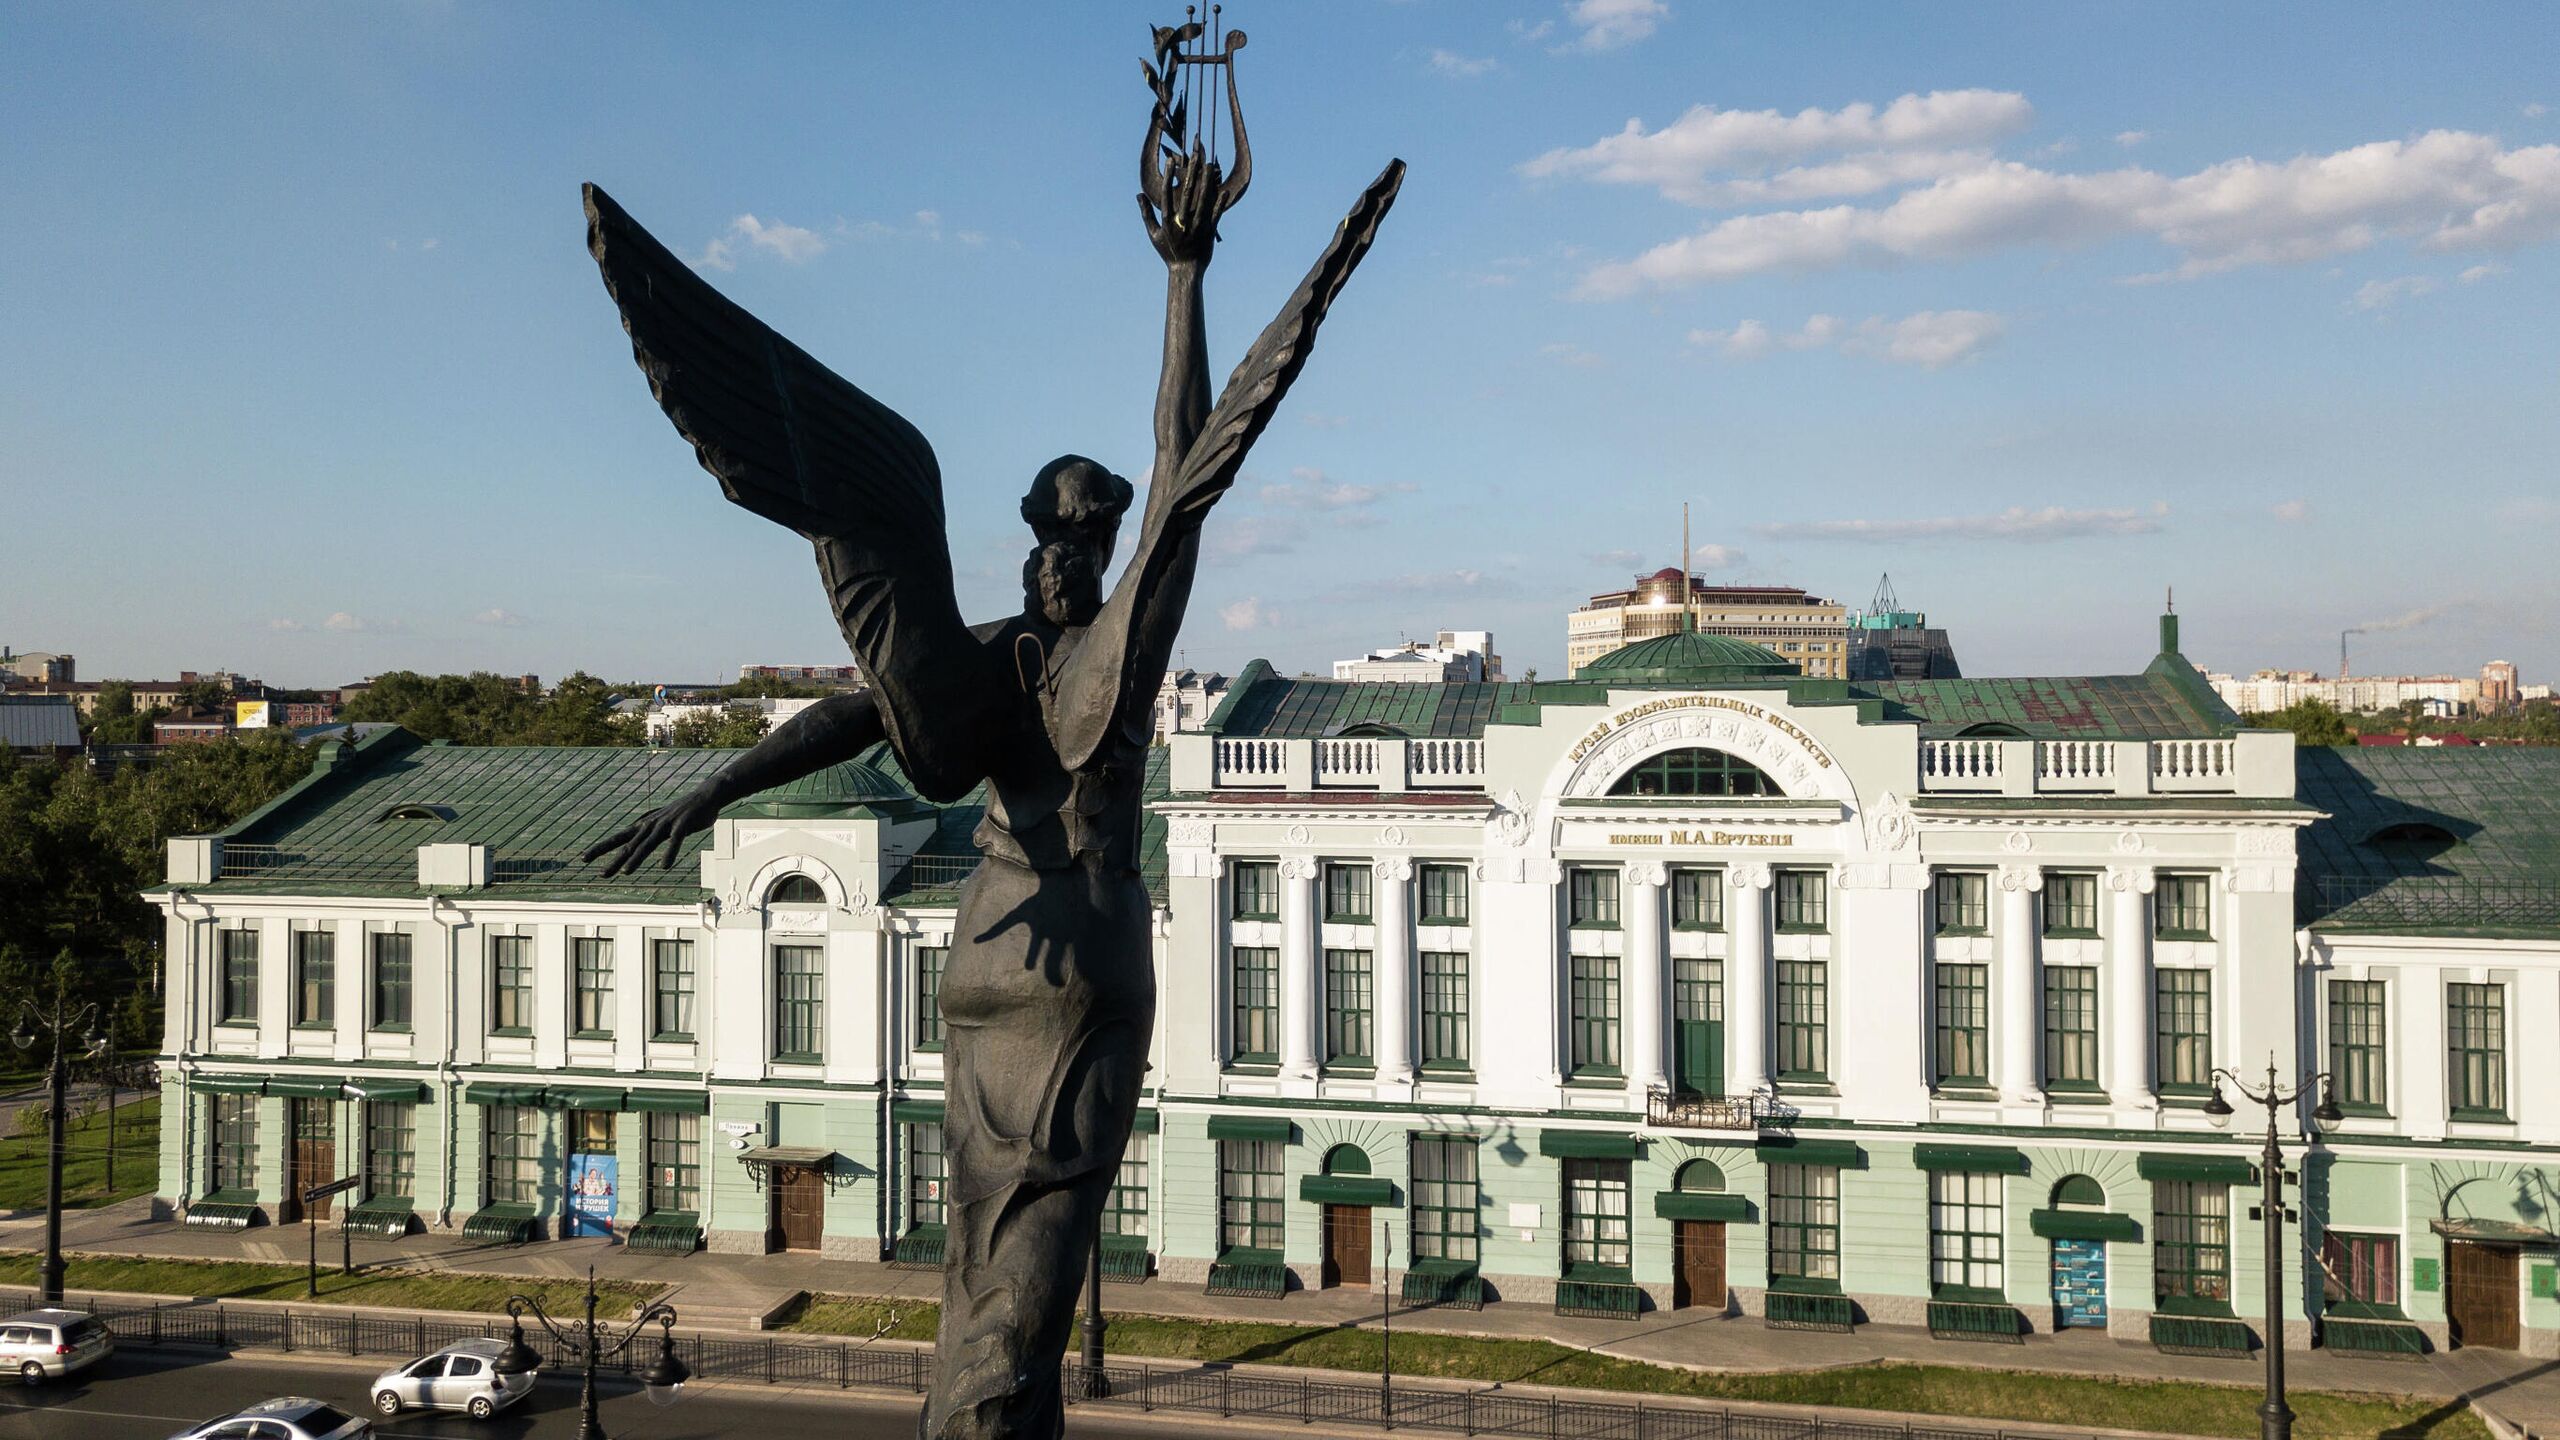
left=287, top=1098, right=336, bottom=1223
left=1322, top=1205, right=1372, bottom=1288
left=2050, top=1238, right=2108, bottom=1328
left=773, top=1166, right=826, bottom=1252
left=1673, top=1220, right=1726, bottom=1311
left=565, top=1109, right=618, bottom=1239
left=1672, top=959, right=1723, bottom=1097
left=2446, top=1242, right=2521, bottom=1350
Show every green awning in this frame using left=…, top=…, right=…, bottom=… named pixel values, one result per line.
left=626, top=1089, right=709, bottom=1115
left=2429, top=1218, right=2557, bottom=1245
left=891, top=1099, right=947, bottom=1125
left=1757, top=1138, right=1862, bottom=1168
left=550, top=1086, right=627, bottom=1111
left=1655, top=1191, right=1751, bottom=1222
left=2137, top=1153, right=2256, bottom=1184
left=191, top=1074, right=265, bottom=1095
left=1301, top=1176, right=1395, bottom=1206
left=1207, top=1115, right=1292, bottom=1142
left=1131, top=1108, right=1160, bottom=1134
left=344, top=1078, right=430, bottom=1103
left=267, top=1076, right=345, bottom=1098
left=1538, top=1130, right=1640, bottom=1160
left=2030, top=1209, right=2142, bottom=1242
left=464, top=1083, right=548, bottom=1106
left=1913, top=1145, right=2026, bottom=1174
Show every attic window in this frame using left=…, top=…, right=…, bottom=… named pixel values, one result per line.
left=1332, top=722, right=1409, bottom=739
left=2363, top=821, right=2457, bottom=847
left=767, top=874, right=827, bottom=905
left=379, top=804, right=453, bottom=823
left=1955, top=723, right=2026, bottom=738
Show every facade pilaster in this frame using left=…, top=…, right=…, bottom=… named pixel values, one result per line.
left=1372, top=857, right=1415, bottom=1086
left=1278, top=856, right=1320, bottom=1078
left=1998, top=866, right=2043, bottom=1105
left=1623, top=861, right=1670, bottom=1107
left=2107, top=865, right=2155, bottom=1104
left=1726, top=864, right=1773, bottom=1096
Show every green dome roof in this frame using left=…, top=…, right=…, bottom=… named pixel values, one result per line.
left=724, top=758, right=922, bottom=818
left=1578, top=629, right=1794, bottom=686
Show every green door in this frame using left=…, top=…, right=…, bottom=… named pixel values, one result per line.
left=1673, top=958, right=1723, bottom=1097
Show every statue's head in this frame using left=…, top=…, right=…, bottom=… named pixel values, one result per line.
left=1019, top=454, right=1133, bottom=627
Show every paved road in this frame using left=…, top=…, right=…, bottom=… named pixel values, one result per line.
left=0, top=1349, right=1317, bottom=1440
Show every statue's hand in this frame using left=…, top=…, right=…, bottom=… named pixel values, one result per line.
left=1141, top=152, right=1224, bottom=266
left=582, top=781, right=725, bottom=878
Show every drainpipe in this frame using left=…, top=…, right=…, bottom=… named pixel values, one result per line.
left=430, top=894, right=464, bottom=1228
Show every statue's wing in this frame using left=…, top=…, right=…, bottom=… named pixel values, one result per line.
left=585, top=183, right=996, bottom=799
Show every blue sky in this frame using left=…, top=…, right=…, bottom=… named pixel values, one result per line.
left=6, top=2, right=2556, bottom=690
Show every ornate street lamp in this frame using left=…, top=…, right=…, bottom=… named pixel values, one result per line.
left=2203, top=1055, right=2344, bottom=1440
left=491, top=1267, right=687, bottom=1439
left=9, top=976, right=105, bottom=1306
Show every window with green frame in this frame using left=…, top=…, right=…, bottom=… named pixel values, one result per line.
left=1562, top=1157, right=1632, bottom=1273
left=208, top=1093, right=256, bottom=1192
left=1567, top=867, right=1620, bottom=928
left=486, top=1105, right=541, bottom=1205
left=219, top=929, right=259, bottom=1024
left=915, top=945, right=948, bottom=1051
left=1928, top=1169, right=2003, bottom=1295
left=1767, top=1162, right=1841, bottom=1286
left=1324, top=948, right=1374, bottom=1065
left=906, top=1121, right=947, bottom=1231
left=2044, top=872, right=2099, bottom=938
left=2448, top=982, right=2507, bottom=1118
left=490, top=934, right=533, bottom=1034
left=651, top=939, right=695, bottom=1040
left=370, top=932, right=413, bottom=1032
left=292, top=931, right=333, bottom=1028
left=2320, top=1231, right=2398, bottom=1309
left=2152, top=1179, right=2230, bottom=1304
left=1606, top=746, right=1780, bottom=797
left=1671, top=868, right=1724, bottom=930
left=1409, top=1135, right=1478, bottom=1264
left=2327, top=979, right=2387, bottom=1111
left=1217, top=1138, right=1284, bottom=1255
left=1776, top=960, right=1829, bottom=1080
left=2043, top=967, right=2100, bottom=1091
left=2155, top=874, right=2213, bottom=940
left=1323, top=862, right=1373, bottom=922
left=1568, top=954, right=1620, bottom=1075
left=1230, top=860, right=1279, bottom=921
left=773, top=945, right=824, bottom=1060
left=1420, top=951, right=1469, bottom=1069
left=364, top=1101, right=415, bottom=1199
left=646, top=1112, right=701, bottom=1213
left=1230, top=946, right=1278, bottom=1064
left=1419, top=863, right=1469, bottom=924
left=571, top=936, right=614, bottom=1037
left=1931, top=963, right=1989, bottom=1087
left=1776, top=869, right=1828, bottom=932
left=1932, top=871, right=1988, bottom=936
left=1104, top=1132, right=1149, bottom=1239
left=2154, top=969, right=2213, bottom=1093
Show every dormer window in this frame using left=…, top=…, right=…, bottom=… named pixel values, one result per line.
left=768, top=874, right=826, bottom=905
left=379, top=804, right=453, bottom=822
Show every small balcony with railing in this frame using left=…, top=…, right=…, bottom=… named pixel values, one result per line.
left=1202, top=735, right=1490, bottom=793
left=1916, top=733, right=2286, bottom=799
left=1643, top=1087, right=1771, bottom=1133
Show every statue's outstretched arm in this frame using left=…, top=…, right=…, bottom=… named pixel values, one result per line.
left=585, top=692, right=886, bottom=877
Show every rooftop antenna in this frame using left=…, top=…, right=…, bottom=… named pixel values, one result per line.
left=1681, top=503, right=1695, bottom=633
left=1871, top=572, right=1900, bottom=615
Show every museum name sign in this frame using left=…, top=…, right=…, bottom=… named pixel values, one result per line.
left=1567, top=694, right=1837, bottom=769
left=1606, top=829, right=1795, bottom=848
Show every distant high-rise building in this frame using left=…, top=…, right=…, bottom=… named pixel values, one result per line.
left=1332, top=630, right=1503, bottom=684
left=1844, top=575, right=1962, bottom=680
left=0, top=649, right=74, bottom=686
left=2481, top=659, right=2521, bottom=711
left=1567, top=572, right=1848, bottom=678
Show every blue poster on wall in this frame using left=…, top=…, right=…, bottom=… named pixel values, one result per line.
left=569, top=1153, right=618, bottom=1240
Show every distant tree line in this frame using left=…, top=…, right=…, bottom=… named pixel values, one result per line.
left=2243, top=696, right=2560, bottom=747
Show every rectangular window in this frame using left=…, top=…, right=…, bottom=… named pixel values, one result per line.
left=1932, top=963, right=1989, bottom=1086
left=1104, top=1132, right=1149, bottom=1240
left=2153, top=1180, right=2231, bottom=1304
left=1776, top=870, right=1829, bottom=932
left=1230, top=946, right=1278, bottom=1064
left=364, top=1101, right=416, bottom=1199
left=1567, top=867, right=1621, bottom=928
left=2043, top=967, right=2101, bottom=1090
left=1323, top=863, right=1373, bottom=922
left=1671, top=868, right=1724, bottom=930
left=646, top=1112, right=701, bottom=1213
left=486, top=1105, right=541, bottom=1206
left=2327, top=979, right=2387, bottom=1111
left=906, top=1122, right=947, bottom=1231
left=1929, top=1170, right=2003, bottom=1295
left=370, top=932, right=412, bottom=1032
left=1768, top=1163, right=1842, bottom=1286
left=1562, top=1157, right=1632, bottom=1273
left=1568, top=954, right=1621, bottom=1075
left=1324, top=948, right=1374, bottom=1065
left=1420, top=951, right=1470, bottom=1069
left=219, top=929, right=259, bottom=1024
left=2155, top=970, right=2213, bottom=1093
left=2448, top=982, right=2507, bottom=1118
left=1419, top=863, right=1470, bottom=924
left=292, top=931, right=333, bottom=1028
left=1217, top=1138, right=1284, bottom=1255
left=2320, top=1231, right=2399, bottom=1310
left=1776, top=960, right=1829, bottom=1080
left=1932, top=871, right=1988, bottom=936
left=2155, top=874, right=2213, bottom=940
left=1230, top=861, right=1279, bottom=921
left=571, top=936, right=614, bottom=1037
left=2044, top=872, right=2099, bottom=938
left=208, top=1093, right=257, bottom=1193
left=774, top=945, right=824, bottom=1060
left=651, top=939, right=695, bottom=1040
left=1410, top=1136, right=1479, bottom=1264
left=490, top=935, right=533, bottom=1034
left=915, top=945, right=948, bottom=1051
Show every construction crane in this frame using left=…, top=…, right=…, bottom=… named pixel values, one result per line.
left=2341, top=628, right=2365, bottom=679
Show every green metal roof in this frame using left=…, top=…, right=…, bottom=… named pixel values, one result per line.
left=1207, top=660, right=1532, bottom=740
left=1575, top=630, right=1795, bottom=686
left=1859, top=653, right=2244, bottom=741
left=2297, top=747, right=2560, bottom=936
left=721, top=757, right=923, bottom=818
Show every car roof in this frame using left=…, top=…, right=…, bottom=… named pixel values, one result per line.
left=239, top=1396, right=330, bottom=1416
left=438, top=1337, right=510, bottom=1357
left=1, top=1308, right=85, bottom=1325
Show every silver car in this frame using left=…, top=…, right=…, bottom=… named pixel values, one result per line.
left=0, top=1307, right=113, bottom=1384
left=162, top=1397, right=372, bottom=1440
left=367, top=1337, right=535, bottom=1420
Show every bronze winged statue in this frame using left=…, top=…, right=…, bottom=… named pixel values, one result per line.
left=580, top=21, right=1401, bottom=1440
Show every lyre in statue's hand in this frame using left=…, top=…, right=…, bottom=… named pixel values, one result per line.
left=1139, top=16, right=1249, bottom=267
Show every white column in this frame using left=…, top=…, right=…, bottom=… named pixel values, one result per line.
left=1279, top=857, right=1320, bottom=1078
left=1624, top=862, right=1669, bottom=1107
left=1998, top=867, right=2042, bottom=1104
left=2107, top=866, right=2154, bottom=1105
left=1727, top=866, right=1772, bottom=1095
left=1373, top=858, right=1415, bottom=1086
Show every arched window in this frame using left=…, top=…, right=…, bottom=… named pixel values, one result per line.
left=1322, top=1144, right=1370, bottom=1176
left=2364, top=821, right=2458, bottom=847
left=1607, top=748, right=1781, bottom=798
left=1674, top=1159, right=1726, bottom=1193
left=767, top=874, right=827, bottom=905
left=1956, top=722, right=2026, bottom=738
left=2050, top=1175, right=2105, bottom=1209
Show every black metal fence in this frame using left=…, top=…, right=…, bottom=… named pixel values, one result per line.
left=0, top=1288, right=2117, bottom=1440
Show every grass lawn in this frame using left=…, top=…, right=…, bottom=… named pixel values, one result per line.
left=783, top=1295, right=2485, bottom=1440
left=0, top=1095, right=158, bottom=1210
left=0, top=1251, right=657, bottom=1319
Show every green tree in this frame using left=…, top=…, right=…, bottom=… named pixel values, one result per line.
left=2246, top=698, right=2354, bottom=748
left=664, top=706, right=771, bottom=748
left=512, top=673, right=643, bottom=747
left=720, top=674, right=838, bottom=700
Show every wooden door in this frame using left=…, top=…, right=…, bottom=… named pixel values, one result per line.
left=773, top=1166, right=825, bottom=1252
left=1323, top=1205, right=1372, bottom=1288
left=2446, top=1242, right=2520, bottom=1350
left=287, top=1098, right=336, bottom=1223
left=1673, top=1220, right=1726, bottom=1311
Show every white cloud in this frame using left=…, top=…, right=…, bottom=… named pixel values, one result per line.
left=1259, top=467, right=1383, bottom=511
left=2115, top=130, right=2150, bottom=149
left=1541, top=341, right=1605, bottom=367
left=1507, top=17, right=1556, bottom=43
left=1429, top=49, right=1498, bottom=77
left=1376, top=568, right=1513, bottom=596
left=1591, top=548, right=1650, bottom=569
left=1297, top=410, right=1351, bottom=430
left=1556, top=0, right=1668, bottom=52
left=1220, top=597, right=1274, bottom=631
left=2352, top=274, right=2441, bottom=310
left=1690, top=309, right=2003, bottom=368
left=1207, top=515, right=1304, bottom=558
left=267, top=618, right=306, bottom=633
left=2527, top=102, right=2549, bottom=119
left=699, top=213, right=828, bottom=272
left=2357, top=602, right=2467, bottom=633
left=1753, top=503, right=2168, bottom=544
left=470, top=607, right=529, bottom=628
left=2272, top=499, right=2311, bottom=523
left=323, top=611, right=374, bottom=632
left=1691, top=543, right=1746, bottom=570
left=2459, top=262, right=2506, bottom=283
left=1522, top=90, right=2032, bottom=205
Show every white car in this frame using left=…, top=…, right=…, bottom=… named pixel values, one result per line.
left=367, top=1337, right=535, bottom=1420
left=161, top=1397, right=372, bottom=1440
left=0, top=1308, right=113, bottom=1384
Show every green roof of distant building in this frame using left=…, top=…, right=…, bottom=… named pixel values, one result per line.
left=1574, top=629, right=1796, bottom=686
